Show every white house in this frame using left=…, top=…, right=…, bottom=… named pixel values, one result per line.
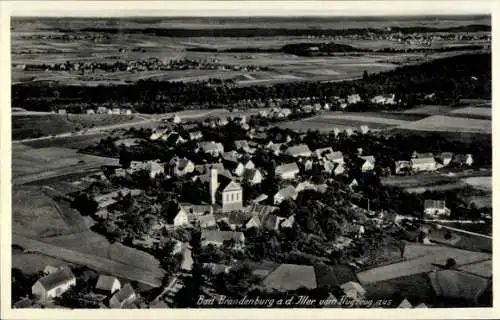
left=424, top=200, right=451, bottom=218
left=360, top=156, right=376, bottom=172
left=173, top=206, right=191, bottom=227
left=31, top=268, right=76, bottom=303
left=359, top=125, right=370, bottom=134
left=198, top=141, right=224, bottom=156
left=189, top=131, right=204, bottom=141
left=96, top=275, right=121, bottom=295
left=275, top=163, right=300, bottom=180
left=395, top=160, right=411, bottom=175
left=411, top=157, right=437, bottom=173
left=243, top=168, right=263, bottom=185
left=286, top=144, right=312, bottom=158
left=347, top=94, right=362, bottom=105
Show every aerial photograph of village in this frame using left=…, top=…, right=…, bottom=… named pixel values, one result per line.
left=10, top=10, right=492, bottom=310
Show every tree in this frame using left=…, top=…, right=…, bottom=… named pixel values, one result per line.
left=119, top=149, right=132, bottom=169
left=446, top=258, right=457, bottom=269
left=71, top=192, right=98, bottom=216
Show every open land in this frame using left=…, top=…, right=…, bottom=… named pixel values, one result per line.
left=395, top=115, right=492, bottom=134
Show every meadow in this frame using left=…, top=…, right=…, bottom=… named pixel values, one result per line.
left=395, top=115, right=492, bottom=134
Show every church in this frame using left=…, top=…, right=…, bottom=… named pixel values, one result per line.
left=208, top=168, right=243, bottom=213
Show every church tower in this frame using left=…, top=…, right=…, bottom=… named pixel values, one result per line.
left=209, top=167, right=218, bottom=204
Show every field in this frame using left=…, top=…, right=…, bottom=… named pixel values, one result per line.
left=395, top=115, right=492, bottom=134
left=12, top=114, right=143, bottom=140
left=12, top=253, right=69, bottom=274
left=12, top=145, right=118, bottom=185
left=12, top=186, right=87, bottom=238
left=461, top=176, right=492, bottom=191
left=448, top=106, right=491, bottom=119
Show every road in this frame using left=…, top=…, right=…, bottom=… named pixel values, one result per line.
left=13, top=233, right=165, bottom=288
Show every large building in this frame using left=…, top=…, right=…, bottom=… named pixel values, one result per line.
left=209, top=168, right=243, bottom=213
left=31, top=268, right=76, bottom=303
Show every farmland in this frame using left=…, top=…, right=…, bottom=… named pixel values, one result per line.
left=12, top=145, right=119, bottom=185
left=12, top=114, right=143, bottom=140
left=395, top=115, right=492, bottom=134
left=448, top=106, right=492, bottom=119
left=12, top=186, right=86, bottom=238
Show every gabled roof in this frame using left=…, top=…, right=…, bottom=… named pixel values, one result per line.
left=275, top=185, right=298, bottom=200
left=195, top=163, right=225, bottom=174
left=275, top=162, right=299, bottom=175
left=201, top=230, right=244, bottom=243
left=198, top=141, right=223, bottom=152
left=326, top=151, right=344, bottom=162
left=189, top=131, right=203, bottom=138
left=414, top=152, right=434, bottom=158
left=111, top=283, right=135, bottom=304
left=234, top=140, right=250, bottom=149
left=359, top=155, right=375, bottom=164
left=37, top=268, right=75, bottom=291
left=397, top=298, right=413, bottom=308
left=411, top=157, right=435, bottom=165
left=286, top=144, right=312, bottom=157
left=262, top=264, right=317, bottom=291
left=245, top=203, right=279, bottom=219
left=196, top=213, right=217, bottom=227
left=243, top=168, right=261, bottom=181
left=220, top=179, right=242, bottom=192
left=96, top=275, right=120, bottom=292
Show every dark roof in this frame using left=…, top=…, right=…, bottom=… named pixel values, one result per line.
left=314, top=264, right=358, bottom=288
left=38, top=268, right=75, bottom=291
left=424, top=199, right=446, bottom=209
left=428, top=270, right=489, bottom=302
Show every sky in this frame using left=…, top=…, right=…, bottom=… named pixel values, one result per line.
left=3, top=1, right=493, bottom=17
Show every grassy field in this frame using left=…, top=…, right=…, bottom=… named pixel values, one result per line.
left=12, top=253, right=69, bottom=274
left=400, top=105, right=455, bottom=115
left=396, top=115, right=492, bottom=134
left=448, top=106, right=491, bottom=119
left=12, top=114, right=142, bottom=140
left=12, top=186, right=87, bottom=238
left=12, top=145, right=118, bottom=185
left=461, top=176, right=491, bottom=191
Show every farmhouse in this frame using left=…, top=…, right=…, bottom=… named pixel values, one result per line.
left=411, top=157, right=436, bottom=173
left=286, top=144, right=312, bottom=158
left=275, top=162, right=300, bottom=180
left=424, top=199, right=451, bottom=218
left=109, top=283, right=136, bottom=308
left=31, top=268, right=76, bottom=303
left=96, top=275, right=121, bottom=295
left=274, top=185, right=298, bottom=205
left=201, top=230, right=245, bottom=249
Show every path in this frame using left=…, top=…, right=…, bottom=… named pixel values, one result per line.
left=13, top=233, right=165, bottom=288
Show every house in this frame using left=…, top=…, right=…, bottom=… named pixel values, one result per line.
left=203, top=263, right=232, bottom=275
left=347, top=94, right=362, bottom=104
left=359, top=125, right=370, bottom=134
left=349, top=179, right=359, bottom=189
left=333, top=162, right=345, bottom=176
left=86, top=109, right=95, bottom=115
left=242, top=168, right=263, bottom=185
left=262, top=264, right=317, bottom=292
left=262, top=214, right=287, bottom=231
left=109, top=283, right=136, bottom=308
left=428, top=269, right=489, bottom=304
left=411, top=157, right=437, bottom=173
left=222, top=150, right=241, bottom=163
left=128, top=160, right=164, bottom=178
left=286, top=144, right=312, bottom=158
left=150, top=128, right=169, bottom=140
left=201, top=230, right=245, bottom=249
left=424, top=199, right=451, bottom=218
left=245, top=203, right=279, bottom=219
left=122, top=109, right=132, bottom=115
left=340, top=281, right=366, bottom=299
left=195, top=163, right=225, bottom=175
left=93, top=188, right=143, bottom=209
left=111, top=108, right=121, bottom=115
left=452, top=154, right=474, bottom=167
left=371, top=93, right=396, bottom=105
left=326, top=151, right=344, bottom=164
left=97, top=107, right=108, bottom=114
left=234, top=140, right=255, bottom=154
left=96, top=275, right=121, bottom=295
left=208, top=168, right=243, bottom=213
left=245, top=215, right=262, bottom=229
left=345, top=128, right=354, bottom=136
left=167, top=157, right=195, bottom=177
left=189, top=131, right=203, bottom=141
left=57, top=109, right=67, bottom=115
left=275, top=162, right=300, bottom=180
left=195, top=213, right=218, bottom=229
left=411, top=151, right=434, bottom=159
left=198, top=141, right=224, bottom=156
left=436, top=152, right=454, bottom=166
left=395, top=160, right=411, bottom=175
left=163, top=132, right=186, bottom=145
left=31, top=268, right=76, bottom=303
left=359, top=155, right=375, bottom=172
left=295, top=181, right=318, bottom=193
left=172, top=206, right=191, bottom=227
left=273, top=185, right=298, bottom=205
left=181, top=203, right=214, bottom=216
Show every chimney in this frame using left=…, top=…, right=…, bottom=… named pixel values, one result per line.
left=210, top=167, right=218, bottom=205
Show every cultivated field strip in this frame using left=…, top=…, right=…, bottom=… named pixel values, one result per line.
left=396, top=115, right=492, bottom=133
left=13, top=234, right=165, bottom=287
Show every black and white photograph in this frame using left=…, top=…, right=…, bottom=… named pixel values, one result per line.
left=3, top=0, right=495, bottom=315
